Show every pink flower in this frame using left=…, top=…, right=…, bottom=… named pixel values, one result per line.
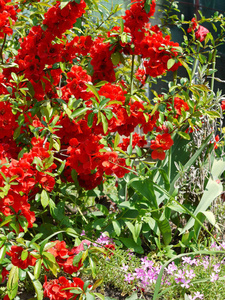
left=73, top=240, right=91, bottom=254
left=195, top=26, right=209, bottom=42
left=210, top=272, right=219, bottom=282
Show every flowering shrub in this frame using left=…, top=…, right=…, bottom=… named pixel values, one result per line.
left=0, top=0, right=225, bottom=298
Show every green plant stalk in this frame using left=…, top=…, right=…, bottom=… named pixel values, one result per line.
left=210, top=49, right=217, bottom=91
left=167, top=146, right=172, bottom=183
left=191, top=44, right=200, bottom=81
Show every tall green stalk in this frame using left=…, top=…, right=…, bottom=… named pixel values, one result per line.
left=191, top=44, right=200, bottom=81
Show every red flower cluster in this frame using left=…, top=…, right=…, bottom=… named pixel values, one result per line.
left=90, top=38, right=116, bottom=83
left=123, top=0, right=156, bottom=33
left=118, top=133, right=147, bottom=151
left=7, top=245, right=36, bottom=269
left=62, top=65, right=93, bottom=102
left=43, top=276, right=88, bottom=300
left=187, top=17, right=209, bottom=42
left=0, top=101, right=18, bottom=139
left=150, top=133, right=174, bottom=160
left=47, top=240, right=87, bottom=274
left=187, top=17, right=198, bottom=33
left=0, top=0, right=18, bottom=39
left=43, top=0, right=86, bottom=39
left=64, top=35, right=93, bottom=62
left=166, top=97, right=189, bottom=118
left=0, top=137, right=57, bottom=228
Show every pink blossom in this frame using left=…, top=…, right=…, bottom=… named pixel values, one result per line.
left=195, top=25, right=209, bottom=42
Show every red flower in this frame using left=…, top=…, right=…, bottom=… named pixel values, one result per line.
left=221, top=100, right=225, bottom=110
left=43, top=276, right=87, bottom=300
left=151, top=147, right=165, bottom=160
left=150, top=133, right=174, bottom=151
left=39, top=174, right=55, bottom=192
left=195, top=25, right=209, bottom=42
left=8, top=246, right=36, bottom=269
left=187, top=17, right=198, bottom=33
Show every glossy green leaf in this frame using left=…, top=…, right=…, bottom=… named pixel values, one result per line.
left=112, top=220, right=121, bottom=236
left=7, top=265, right=19, bottom=300
left=34, top=259, right=42, bottom=280
left=41, top=190, right=49, bottom=208
left=178, top=131, right=191, bottom=140
left=73, top=251, right=83, bottom=266
left=28, top=271, right=43, bottom=300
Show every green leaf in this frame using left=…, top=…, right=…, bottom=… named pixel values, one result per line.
left=114, top=132, right=120, bottom=149
left=21, top=250, right=28, bottom=261
left=127, top=144, right=133, bottom=155
left=41, top=190, right=49, bottom=208
left=27, top=271, right=43, bottom=300
left=205, top=110, right=221, bottom=118
left=7, top=265, right=19, bottom=300
left=120, top=237, right=144, bottom=254
left=34, top=259, right=42, bottom=279
left=112, top=220, right=121, bottom=236
left=86, top=292, right=96, bottom=300
left=125, top=292, right=138, bottom=300
left=96, top=204, right=109, bottom=216
left=0, top=245, right=6, bottom=264
left=60, top=0, right=69, bottom=9
left=181, top=178, right=223, bottom=234
left=125, top=221, right=136, bottom=241
left=87, top=83, right=100, bottom=101
left=88, top=112, right=95, bottom=127
left=100, top=112, right=108, bottom=134
left=167, top=58, right=175, bottom=70
left=111, top=52, right=120, bottom=65
left=13, top=126, right=21, bottom=139
left=94, top=292, right=105, bottom=300
left=144, top=0, right=151, bottom=13
left=178, top=131, right=190, bottom=140
left=156, top=213, right=172, bottom=246
left=71, top=107, right=89, bottom=119
left=128, top=175, right=158, bottom=209
left=43, top=252, right=56, bottom=263
left=73, top=251, right=83, bottom=266
left=89, top=256, right=97, bottom=278
left=57, top=160, right=66, bottom=175
left=19, top=269, right=27, bottom=281
left=135, top=145, right=142, bottom=157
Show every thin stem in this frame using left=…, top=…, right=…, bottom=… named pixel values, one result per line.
left=95, top=12, right=116, bottom=31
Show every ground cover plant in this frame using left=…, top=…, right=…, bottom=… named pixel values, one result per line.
left=1, top=0, right=225, bottom=299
